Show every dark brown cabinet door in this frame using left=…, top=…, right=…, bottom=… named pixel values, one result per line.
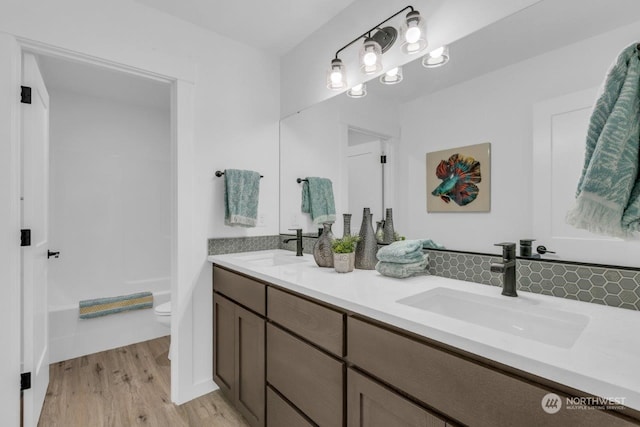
left=213, top=293, right=235, bottom=399
left=235, top=305, right=265, bottom=427
left=213, top=292, right=266, bottom=427
left=347, top=368, right=446, bottom=427
left=267, top=386, right=314, bottom=427
left=267, top=323, right=343, bottom=427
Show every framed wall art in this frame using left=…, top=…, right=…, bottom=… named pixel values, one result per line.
left=426, top=142, right=491, bottom=212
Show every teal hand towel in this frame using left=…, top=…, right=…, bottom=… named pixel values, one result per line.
left=376, top=239, right=424, bottom=264
left=566, top=43, right=640, bottom=237
left=375, top=255, right=429, bottom=279
left=301, top=177, right=336, bottom=224
left=224, top=169, right=261, bottom=227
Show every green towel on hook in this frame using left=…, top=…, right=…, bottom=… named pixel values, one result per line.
left=301, top=177, right=336, bottom=224
left=224, top=169, right=261, bottom=227
left=567, top=43, right=640, bottom=237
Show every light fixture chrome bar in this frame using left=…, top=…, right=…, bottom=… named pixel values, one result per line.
left=333, top=5, right=414, bottom=60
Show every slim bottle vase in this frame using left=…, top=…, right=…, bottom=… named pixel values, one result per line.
left=355, top=208, right=378, bottom=270
left=313, top=222, right=335, bottom=267
left=343, top=213, right=352, bottom=237
left=383, top=208, right=395, bottom=244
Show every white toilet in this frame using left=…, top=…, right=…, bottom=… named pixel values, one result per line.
left=154, top=301, right=172, bottom=359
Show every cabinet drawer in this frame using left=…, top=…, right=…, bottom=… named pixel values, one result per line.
left=267, top=323, right=343, bottom=427
left=268, top=287, right=344, bottom=356
left=267, top=386, right=314, bottom=427
left=348, top=317, right=635, bottom=427
left=213, top=266, right=266, bottom=316
left=347, top=368, right=447, bottom=427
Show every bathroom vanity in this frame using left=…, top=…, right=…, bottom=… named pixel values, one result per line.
left=209, top=250, right=640, bottom=427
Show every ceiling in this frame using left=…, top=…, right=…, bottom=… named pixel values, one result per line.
left=366, top=0, right=640, bottom=104
left=133, top=0, right=359, bottom=55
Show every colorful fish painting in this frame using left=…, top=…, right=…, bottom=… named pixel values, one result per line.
left=431, top=153, right=482, bottom=206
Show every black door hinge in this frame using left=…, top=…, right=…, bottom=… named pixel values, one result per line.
left=21, top=372, right=31, bottom=391
left=380, top=155, right=387, bottom=164
left=21, top=86, right=32, bottom=104
left=21, top=229, right=31, bottom=247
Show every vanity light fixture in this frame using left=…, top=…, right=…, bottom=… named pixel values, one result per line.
left=401, top=10, right=427, bottom=54
left=326, top=58, right=347, bottom=90
left=422, top=45, right=450, bottom=68
left=347, top=83, right=367, bottom=98
left=326, top=6, right=426, bottom=90
left=360, top=38, right=383, bottom=74
left=380, top=66, right=403, bottom=84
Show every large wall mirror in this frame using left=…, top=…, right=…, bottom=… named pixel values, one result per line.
left=279, top=0, right=640, bottom=267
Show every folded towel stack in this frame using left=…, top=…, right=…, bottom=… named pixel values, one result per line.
left=375, top=239, right=430, bottom=279
left=301, top=177, right=336, bottom=224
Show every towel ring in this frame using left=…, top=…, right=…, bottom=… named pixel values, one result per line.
left=297, top=178, right=309, bottom=183
left=216, top=170, right=263, bottom=178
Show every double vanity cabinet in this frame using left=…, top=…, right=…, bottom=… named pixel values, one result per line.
left=212, top=264, right=639, bottom=427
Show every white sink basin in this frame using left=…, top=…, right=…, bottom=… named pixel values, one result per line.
left=397, top=287, right=589, bottom=348
left=233, top=252, right=308, bottom=267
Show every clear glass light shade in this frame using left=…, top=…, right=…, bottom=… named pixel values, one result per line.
left=379, top=66, right=403, bottom=85
left=347, top=83, right=367, bottom=98
left=401, top=10, right=427, bottom=54
left=422, top=45, right=450, bottom=68
left=359, top=38, right=383, bottom=74
left=326, top=58, right=347, bottom=90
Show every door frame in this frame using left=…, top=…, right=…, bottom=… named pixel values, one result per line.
left=0, top=34, right=196, bottom=422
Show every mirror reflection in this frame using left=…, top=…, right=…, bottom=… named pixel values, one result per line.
left=279, top=0, right=640, bottom=267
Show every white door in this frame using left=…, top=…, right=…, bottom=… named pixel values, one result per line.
left=21, top=52, right=50, bottom=427
left=347, top=139, right=384, bottom=228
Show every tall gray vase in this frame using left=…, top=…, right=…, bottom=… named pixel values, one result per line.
left=355, top=208, right=378, bottom=270
left=383, top=208, right=395, bottom=243
left=375, top=221, right=384, bottom=243
left=343, top=213, right=352, bottom=237
left=313, top=222, right=335, bottom=268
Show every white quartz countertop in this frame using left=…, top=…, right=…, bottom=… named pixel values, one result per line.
left=208, top=249, right=640, bottom=411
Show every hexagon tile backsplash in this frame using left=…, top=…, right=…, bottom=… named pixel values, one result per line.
left=208, top=237, right=640, bottom=311
left=427, top=250, right=640, bottom=311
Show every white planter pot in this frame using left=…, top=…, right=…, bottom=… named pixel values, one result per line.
left=334, top=252, right=355, bottom=273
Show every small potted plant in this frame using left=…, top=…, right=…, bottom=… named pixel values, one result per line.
left=331, top=235, right=360, bottom=273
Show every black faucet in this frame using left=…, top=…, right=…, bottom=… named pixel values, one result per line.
left=283, top=228, right=304, bottom=256
left=490, top=242, right=518, bottom=297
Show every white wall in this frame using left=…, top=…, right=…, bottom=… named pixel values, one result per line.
left=48, top=89, right=171, bottom=306
left=0, top=33, right=22, bottom=427
left=0, top=0, right=280, bottom=406
left=280, top=0, right=541, bottom=117
left=397, top=21, right=640, bottom=254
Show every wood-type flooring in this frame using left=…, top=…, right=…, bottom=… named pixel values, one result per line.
left=39, top=336, right=250, bottom=427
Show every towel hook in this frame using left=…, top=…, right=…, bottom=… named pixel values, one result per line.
left=215, top=170, right=263, bottom=178
left=296, top=178, right=309, bottom=183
